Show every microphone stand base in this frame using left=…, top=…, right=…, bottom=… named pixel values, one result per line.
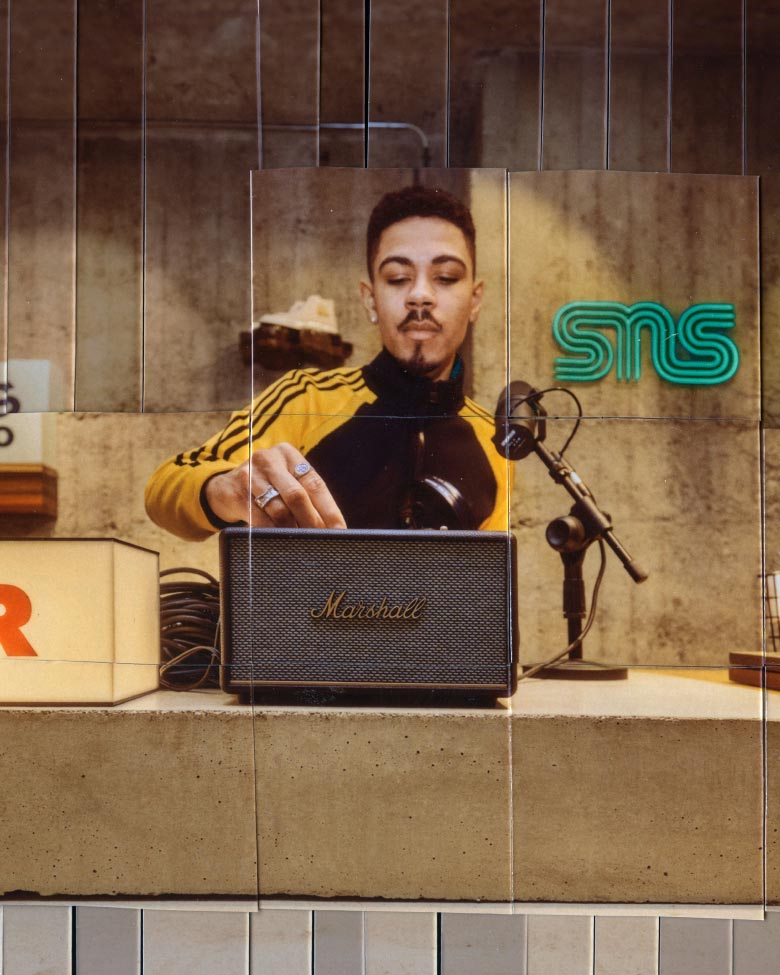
left=521, top=659, right=628, bottom=680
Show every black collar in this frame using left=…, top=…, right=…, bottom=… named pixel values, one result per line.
left=361, top=348, right=466, bottom=416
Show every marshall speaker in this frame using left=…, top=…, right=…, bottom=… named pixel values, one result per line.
left=219, top=527, right=517, bottom=702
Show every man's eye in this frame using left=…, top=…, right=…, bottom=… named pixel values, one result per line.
left=437, top=276, right=459, bottom=284
left=387, top=277, right=409, bottom=285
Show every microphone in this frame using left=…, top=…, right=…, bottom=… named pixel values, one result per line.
left=491, top=381, right=547, bottom=460
left=492, top=378, right=648, bottom=584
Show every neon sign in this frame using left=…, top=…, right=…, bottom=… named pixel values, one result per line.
left=552, top=301, right=739, bottom=385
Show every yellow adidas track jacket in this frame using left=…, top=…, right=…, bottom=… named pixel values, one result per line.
left=145, top=350, right=511, bottom=541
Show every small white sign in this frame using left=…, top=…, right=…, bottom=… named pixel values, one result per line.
left=2, top=359, right=54, bottom=412
left=1, top=360, right=56, bottom=465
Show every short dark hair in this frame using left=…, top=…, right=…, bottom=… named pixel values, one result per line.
left=366, top=185, right=476, bottom=278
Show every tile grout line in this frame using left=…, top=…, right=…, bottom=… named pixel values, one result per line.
left=71, top=0, right=78, bottom=412
left=363, top=0, right=370, bottom=168
left=70, top=906, right=76, bottom=975
left=140, top=0, right=148, bottom=411
left=1, top=0, right=9, bottom=380
left=538, top=0, right=546, bottom=171
left=605, top=0, right=611, bottom=170
left=741, top=0, right=747, bottom=177
left=445, top=0, right=450, bottom=167
left=667, top=0, right=673, bottom=172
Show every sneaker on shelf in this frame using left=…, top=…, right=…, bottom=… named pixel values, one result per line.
left=260, top=295, right=339, bottom=334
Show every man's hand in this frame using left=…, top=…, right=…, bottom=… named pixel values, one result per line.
left=204, top=443, right=347, bottom=529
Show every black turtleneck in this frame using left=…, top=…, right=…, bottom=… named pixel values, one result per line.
left=306, top=349, right=498, bottom=529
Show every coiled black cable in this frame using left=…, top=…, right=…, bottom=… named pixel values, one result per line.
left=159, top=567, right=221, bottom=690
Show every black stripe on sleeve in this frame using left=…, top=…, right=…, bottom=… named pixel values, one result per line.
left=223, top=372, right=367, bottom=461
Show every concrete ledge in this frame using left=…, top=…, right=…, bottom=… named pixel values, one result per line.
left=0, top=696, right=257, bottom=897
left=0, top=672, right=767, bottom=903
left=253, top=707, right=512, bottom=901
left=513, top=670, right=764, bottom=904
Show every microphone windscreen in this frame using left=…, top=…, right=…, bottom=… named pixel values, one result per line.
left=492, top=381, right=544, bottom=460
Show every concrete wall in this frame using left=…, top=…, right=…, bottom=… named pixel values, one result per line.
left=0, top=1, right=774, bottom=670
left=3, top=403, right=760, bottom=669
left=5, top=0, right=780, bottom=414
left=4, top=412, right=225, bottom=579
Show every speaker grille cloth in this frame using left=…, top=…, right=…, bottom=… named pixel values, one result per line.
left=223, top=534, right=509, bottom=685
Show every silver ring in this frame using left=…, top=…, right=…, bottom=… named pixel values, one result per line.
left=254, top=485, right=280, bottom=509
left=293, top=462, right=312, bottom=478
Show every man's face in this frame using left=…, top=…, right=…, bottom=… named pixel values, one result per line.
left=360, top=216, right=484, bottom=381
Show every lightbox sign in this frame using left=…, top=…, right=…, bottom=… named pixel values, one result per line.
left=552, top=301, right=739, bottom=385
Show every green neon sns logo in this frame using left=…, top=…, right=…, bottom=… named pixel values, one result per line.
left=552, top=301, right=740, bottom=385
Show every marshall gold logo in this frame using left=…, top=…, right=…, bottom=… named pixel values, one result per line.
left=310, top=590, right=427, bottom=621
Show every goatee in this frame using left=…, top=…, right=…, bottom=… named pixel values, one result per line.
left=401, top=341, right=443, bottom=378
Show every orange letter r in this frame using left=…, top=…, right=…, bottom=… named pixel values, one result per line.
left=0, top=585, right=37, bottom=656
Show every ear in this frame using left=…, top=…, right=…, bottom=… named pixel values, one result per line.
left=359, top=280, right=378, bottom=323
left=469, top=279, right=485, bottom=325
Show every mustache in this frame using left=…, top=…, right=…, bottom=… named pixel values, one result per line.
left=398, top=310, right=442, bottom=331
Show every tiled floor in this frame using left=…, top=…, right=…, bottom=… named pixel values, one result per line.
left=4, top=905, right=780, bottom=974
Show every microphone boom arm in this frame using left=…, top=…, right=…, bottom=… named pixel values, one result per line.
left=530, top=437, right=647, bottom=584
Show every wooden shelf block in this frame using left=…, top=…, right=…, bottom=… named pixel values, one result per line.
left=0, top=464, right=58, bottom=517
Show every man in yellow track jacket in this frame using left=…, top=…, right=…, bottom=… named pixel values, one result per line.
left=145, top=185, right=510, bottom=540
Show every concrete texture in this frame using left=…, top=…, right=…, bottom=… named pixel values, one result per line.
left=514, top=714, right=762, bottom=903
left=513, top=419, right=762, bottom=667
left=5, top=0, right=259, bottom=413
left=0, top=697, right=257, bottom=897
left=145, top=0, right=257, bottom=124
left=73, top=3, right=144, bottom=411
left=253, top=708, right=514, bottom=901
left=671, top=9, right=743, bottom=176
left=75, top=131, right=143, bottom=412
left=259, top=0, right=319, bottom=127
left=3, top=2, right=779, bottom=426
left=541, top=7, right=607, bottom=171
left=762, top=176, right=780, bottom=425
left=7, top=126, right=76, bottom=412
left=513, top=673, right=764, bottom=904
left=1, top=410, right=761, bottom=670
left=0, top=673, right=765, bottom=901
left=320, top=3, right=363, bottom=129
left=448, top=0, right=539, bottom=170
left=368, top=0, right=447, bottom=167
left=765, top=427, right=780, bottom=571
left=6, top=0, right=76, bottom=411
left=509, top=171, right=760, bottom=422
left=141, top=0, right=258, bottom=408
left=762, top=690, right=780, bottom=905
left=1, top=412, right=228, bottom=578
left=609, top=8, right=669, bottom=173
left=143, top=130, right=257, bottom=413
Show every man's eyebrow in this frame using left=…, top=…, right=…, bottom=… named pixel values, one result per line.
left=377, top=254, right=468, bottom=273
